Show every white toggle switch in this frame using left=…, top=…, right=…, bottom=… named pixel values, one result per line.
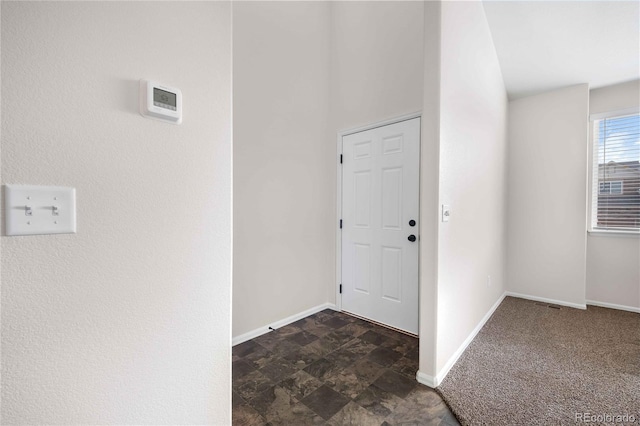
left=442, top=204, right=451, bottom=222
left=5, top=185, right=76, bottom=236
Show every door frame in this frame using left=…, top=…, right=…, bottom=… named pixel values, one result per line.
left=335, top=111, right=422, bottom=312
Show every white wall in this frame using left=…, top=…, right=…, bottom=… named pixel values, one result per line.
left=232, top=2, right=333, bottom=337
left=586, top=80, right=640, bottom=311
left=330, top=1, right=424, bottom=131
left=1, top=2, right=231, bottom=424
left=434, top=0, right=509, bottom=374
left=590, top=80, right=639, bottom=115
left=507, top=84, right=589, bottom=308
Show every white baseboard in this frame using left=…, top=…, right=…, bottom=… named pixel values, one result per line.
left=436, top=291, right=506, bottom=386
left=416, top=291, right=507, bottom=388
left=232, top=303, right=338, bottom=346
left=416, top=370, right=438, bottom=388
left=505, top=291, right=586, bottom=310
left=586, top=299, right=640, bottom=314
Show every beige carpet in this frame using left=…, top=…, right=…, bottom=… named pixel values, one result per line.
left=437, top=296, right=640, bottom=425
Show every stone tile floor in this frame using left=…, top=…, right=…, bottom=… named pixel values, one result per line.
left=233, top=309, right=460, bottom=425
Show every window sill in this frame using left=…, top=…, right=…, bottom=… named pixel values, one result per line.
left=588, top=229, right=640, bottom=238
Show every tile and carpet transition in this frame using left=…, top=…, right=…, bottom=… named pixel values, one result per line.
left=232, top=309, right=458, bottom=425
left=437, top=296, right=640, bottom=425
left=234, top=297, right=639, bottom=425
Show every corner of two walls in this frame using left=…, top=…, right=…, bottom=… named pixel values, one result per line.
left=586, top=80, right=640, bottom=311
left=504, top=73, right=639, bottom=316
left=506, top=84, right=590, bottom=309
left=432, top=0, right=510, bottom=378
left=507, top=80, right=640, bottom=313
left=233, top=1, right=426, bottom=340
left=418, top=0, right=442, bottom=383
left=419, top=0, right=510, bottom=383
left=330, top=0, right=510, bottom=383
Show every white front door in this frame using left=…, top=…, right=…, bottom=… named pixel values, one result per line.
left=341, top=117, right=420, bottom=334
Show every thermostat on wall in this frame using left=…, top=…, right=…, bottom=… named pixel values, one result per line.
left=139, top=80, right=182, bottom=124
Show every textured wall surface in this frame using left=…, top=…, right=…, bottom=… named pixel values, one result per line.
left=1, top=2, right=232, bottom=423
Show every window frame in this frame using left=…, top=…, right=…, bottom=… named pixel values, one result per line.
left=588, top=108, right=640, bottom=235
left=598, top=180, right=623, bottom=195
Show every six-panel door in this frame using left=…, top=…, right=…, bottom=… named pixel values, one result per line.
left=341, top=117, right=420, bottom=334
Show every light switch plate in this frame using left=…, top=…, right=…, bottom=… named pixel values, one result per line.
left=5, top=185, right=76, bottom=236
left=442, top=204, right=450, bottom=222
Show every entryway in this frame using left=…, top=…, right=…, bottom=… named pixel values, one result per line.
left=339, top=116, right=420, bottom=335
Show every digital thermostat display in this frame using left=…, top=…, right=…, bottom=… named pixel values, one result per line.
left=153, top=88, right=177, bottom=110
left=140, top=80, right=182, bottom=124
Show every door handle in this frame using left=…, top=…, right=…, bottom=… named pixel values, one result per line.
left=408, top=234, right=416, bottom=242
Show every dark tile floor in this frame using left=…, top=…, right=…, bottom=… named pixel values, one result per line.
left=232, top=309, right=460, bottom=425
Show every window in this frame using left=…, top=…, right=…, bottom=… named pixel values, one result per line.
left=590, top=112, right=640, bottom=232
left=599, top=181, right=623, bottom=195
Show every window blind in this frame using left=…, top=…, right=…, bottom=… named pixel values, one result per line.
left=591, top=113, right=640, bottom=231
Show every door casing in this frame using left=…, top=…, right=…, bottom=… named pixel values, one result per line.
left=335, top=112, right=421, bottom=332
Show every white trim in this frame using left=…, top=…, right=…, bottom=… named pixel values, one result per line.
left=335, top=112, right=422, bottom=317
left=588, top=229, right=640, bottom=237
left=339, top=111, right=422, bottom=137
left=588, top=120, right=597, bottom=235
left=586, top=300, right=640, bottom=314
left=232, top=303, right=338, bottom=346
left=589, top=106, right=639, bottom=121
left=440, top=292, right=506, bottom=386
left=588, top=111, right=640, bottom=233
left=416, top=292, right=506, bottom=388
left=416, top=370, right=438, bottom=388
left=505, top=291, right=587, bottom=310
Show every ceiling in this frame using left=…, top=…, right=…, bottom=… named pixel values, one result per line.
left=482, top=1, right=640, bottom=99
